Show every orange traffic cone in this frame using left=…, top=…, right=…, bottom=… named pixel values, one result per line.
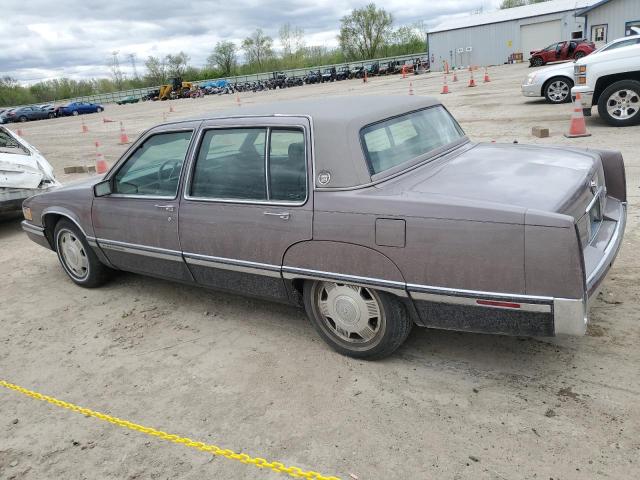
left=564, top=93, right=591, bottom=138
left=441, top=75, right=450, bottom=94
left=483, top=67, right=491, bottom=83
left=468, top=70, right=476, bottom=88
left=81, top=119, right=89, bottom=133
left=119, top=121, right=130, bottom=144
left=452, top=70, right=458, bottom=82
left=364, top=70, right=368, bottom=83
left=408, top=82, right=414, bottom=96
left=95, top=141, right=108, bottom=174
left=102, top=117, right=115, bottom=123
left=402, top=65, right=407, bottom=79
left=445, top=61, right=450, bottom=75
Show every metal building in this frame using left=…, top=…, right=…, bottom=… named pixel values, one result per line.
left=577, top=0, right=640, bottom=46
left=427, top=0, right=596, bottom=70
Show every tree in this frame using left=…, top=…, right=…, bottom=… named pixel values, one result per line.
left=338, top=3, right=393, bottom=60
left=207, top=41, right=237, bottom=76
left=165, top=51, right=190, bottom=78
left=144, top=56, right=167, bottom=84
left=500, top=0, right=550, bottom=8
left=279, top=23, right=305, bottom=58
left=242, top=29, right=274, bottom=69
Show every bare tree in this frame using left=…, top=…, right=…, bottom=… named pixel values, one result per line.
left=144, top=56, right=167, bottom=84
left=242, top=29, right=274, bottom=69
left=165, top=51, right=190, bottom=78
left=338, top=3, right=394, bottom=60
left=207, top=41, right=237, bottom=76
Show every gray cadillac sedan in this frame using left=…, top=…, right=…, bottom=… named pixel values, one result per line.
left=21, top=96, right=627, bottom=359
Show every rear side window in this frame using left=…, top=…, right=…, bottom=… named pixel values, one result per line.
left=190, top=127, right=306, bottom=203
left=361, top=106, right=464, bottom=175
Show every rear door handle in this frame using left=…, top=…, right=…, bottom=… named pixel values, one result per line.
left=263, top=211, right=290, bottom=220
left=155, top=204, right=175, bottom=212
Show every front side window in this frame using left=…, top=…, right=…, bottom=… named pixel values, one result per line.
left=361, top=106, right=464, bottom=175
left=191, top=127, right=306, bottom=202
left=113, top=131, right=192, bottom=197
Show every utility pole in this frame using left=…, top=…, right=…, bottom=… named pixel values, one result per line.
left=127, top=53, right=139, bottom=80
left=110, top=51, right=124, bottom=89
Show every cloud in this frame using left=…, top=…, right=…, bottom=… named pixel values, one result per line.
left=0, top=0, right=500, bottom=83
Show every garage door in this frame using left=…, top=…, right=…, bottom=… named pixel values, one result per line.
left=520, top=20, right=562, bottom=56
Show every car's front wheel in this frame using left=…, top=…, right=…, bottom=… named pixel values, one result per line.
left=544, top=77, right=573, bottom=104
left=531, top=56, right=544, bottom=67
left=303, top=280, right=412, bottom=359
left=597, top=80, right=640, bottom=127
left=54, top=220, right=111, bottom=288
left=19, top=116, right=27, bottom=122
left=72, top=110, right=79, bottom=116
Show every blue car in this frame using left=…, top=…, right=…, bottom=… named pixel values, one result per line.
left=55, top=101, right=104, bottom=117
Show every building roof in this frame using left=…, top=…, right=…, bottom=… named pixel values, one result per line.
left=429, top=0, right=596, bottom=34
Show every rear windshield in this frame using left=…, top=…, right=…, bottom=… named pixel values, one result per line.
left=361, top=106, right=464, bottom=175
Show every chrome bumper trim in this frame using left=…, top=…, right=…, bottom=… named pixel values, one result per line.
left=98, top=238, right=183, bottom=262
left=411, top=291, right=551, bottom=313
left=21, top=221, right=45, bottom=237
left=553, top=298, right=587, bottom=336
left=586, top=202, right=626, bottom=293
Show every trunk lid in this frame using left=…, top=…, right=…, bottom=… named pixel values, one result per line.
left=393, top=143, right=602, bottom=221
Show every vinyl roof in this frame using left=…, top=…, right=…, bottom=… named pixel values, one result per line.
left=429, top=0, right=596, bottom=34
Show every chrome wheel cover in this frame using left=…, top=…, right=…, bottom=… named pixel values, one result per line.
left=606, top=89, right=639, bottom=120
left=548, top=81, right=569, bottom=102
left=58, top=230, right=89, bottom=280
left=314, top=282, right=385, bottom=344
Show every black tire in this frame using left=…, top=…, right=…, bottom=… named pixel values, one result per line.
left=47, top=112, right=54, bottom=119
left=19, top=116, right=27, bottom=122
left=54, top=219, right=111, bottom=288
left=97, top=107, right=103, bottom=112
left=544, top=76, right=574, bottom=104
left=72, top=110, right=79, bottom=116
left=597, top=79, right=640, bottom=127
left=303, top=280, right=412, bottom=359
left=531, top=56, right=544, bottom=67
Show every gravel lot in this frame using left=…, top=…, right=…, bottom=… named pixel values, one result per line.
left=1, top=62, right=639, bottom=480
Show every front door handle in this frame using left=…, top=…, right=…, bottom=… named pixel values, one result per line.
left=263, top=211, right=290, bottom=220
left=155, top=204, right=175, bottom=212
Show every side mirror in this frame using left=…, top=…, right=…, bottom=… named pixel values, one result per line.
left=94, top=180, right=112, bottom=197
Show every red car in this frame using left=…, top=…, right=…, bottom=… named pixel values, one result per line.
left=529, top=40, right=596, bottom=67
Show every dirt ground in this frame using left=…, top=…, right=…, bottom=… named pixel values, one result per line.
left=1, top=62, right=639, bottom=480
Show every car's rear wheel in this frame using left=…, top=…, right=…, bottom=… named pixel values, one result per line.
left=544, top=77, right=573, bottom=104
left=303, top=280, right=412, bottom=359
left=597, top=80, right=640, bottom=127
left=97, top=107, right=103, bottom=112
left=19, top=116, right=27, bottom=122
left=54, top=220, right=111, bottom=288
left=531, top=56, right=544, bottom=67
left=47, top=112, right=54, bottom=119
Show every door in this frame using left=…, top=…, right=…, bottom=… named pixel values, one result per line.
left=92, top=127, right=196, bottom=281
left=179, top=117, right=313, bottom=301
left=521, top=20, right=562, bottom=56
left=591, top=25, right=607, bottom=46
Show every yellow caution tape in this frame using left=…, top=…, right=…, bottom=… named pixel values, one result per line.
left=0, top=380, right=340, bottom=480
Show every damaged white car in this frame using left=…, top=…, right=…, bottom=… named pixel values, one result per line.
left=0, top=126, right=59, bottom=213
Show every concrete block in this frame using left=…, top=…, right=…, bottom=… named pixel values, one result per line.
left=532, top=126, right=550, bottom=138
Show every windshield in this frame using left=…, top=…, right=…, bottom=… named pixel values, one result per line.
left=361, top=106, right=465, bottom=175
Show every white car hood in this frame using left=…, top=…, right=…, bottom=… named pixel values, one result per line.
left=0, top=127, right=59, bottom=190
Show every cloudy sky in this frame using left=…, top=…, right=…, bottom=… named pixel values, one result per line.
left=1, top=0, right=502, bottom=83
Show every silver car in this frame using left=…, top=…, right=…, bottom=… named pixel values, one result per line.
left=522, top=62, right=575, bottom=104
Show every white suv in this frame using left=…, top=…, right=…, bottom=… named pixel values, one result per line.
left=572, top=34, right=640, bottom=126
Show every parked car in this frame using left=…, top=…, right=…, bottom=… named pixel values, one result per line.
left=522, top=62, right=575, bottom=103
left=351, top=66, right=365, bottom=79
left=21, top=96, right=626, bottom=359
left=336, top=66, right=351, bottom=80
left=38, top=104, right=57, bottom=117
left=2, top=105, right=53, bottom=122
left=321, top=67, right=337, bottom=83
left=304, top=70, right=321, bottom=84
left=116, top=96, right=139, bottom=105
left=0, top=125, right=59, bottom=213
left=0, top=109, right=12, bottom=124
left=56, top=101, right=104, bottom=116
left=529, top=40, right=596, bottom=67
left=572, top=34, right=640, bottom=126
